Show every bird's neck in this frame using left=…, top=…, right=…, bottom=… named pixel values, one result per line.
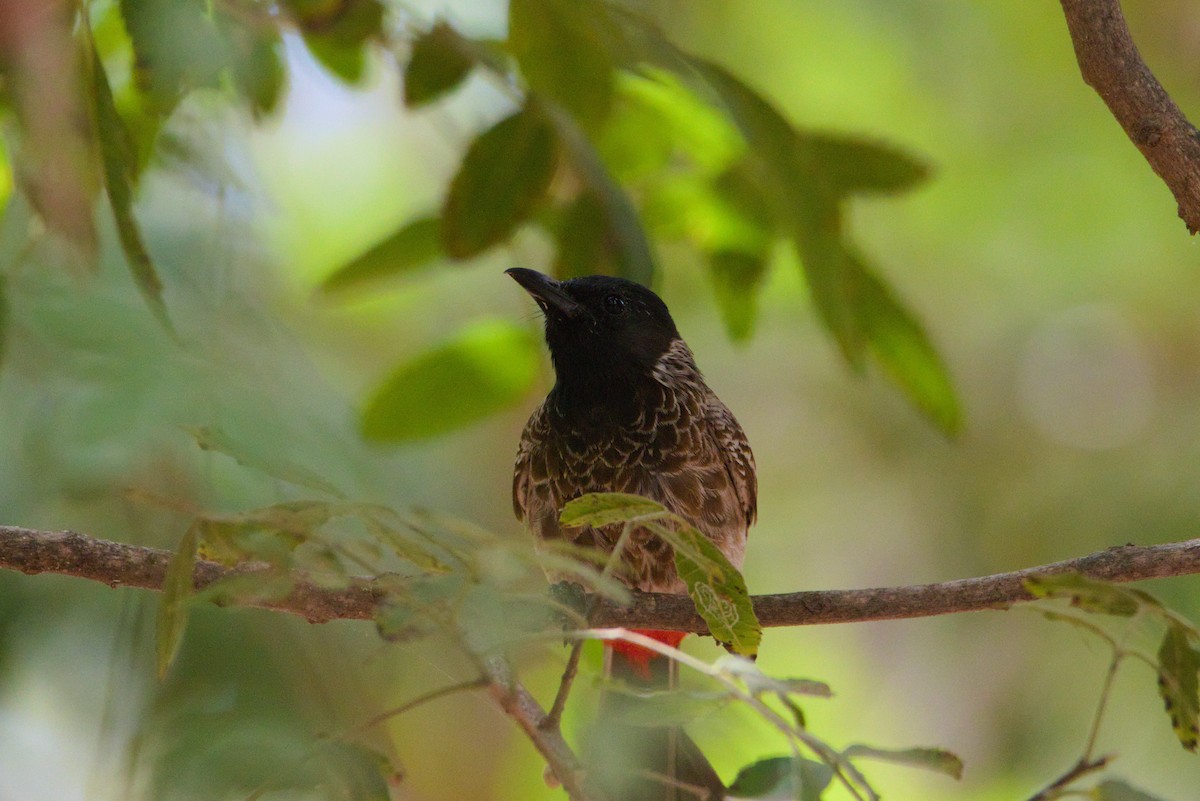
left=548, top=340, right=704, bottom=427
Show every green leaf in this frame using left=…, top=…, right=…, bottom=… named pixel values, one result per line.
left=842, top=744, right=964, bottom=780
left=404, top=22, right=476, bottom=107
left=1094, top=779, right=1173, bottom=801
left=120, top=0, right=228, bottom=108
left=727, top=756, right=833, bottom=801
left=286, top=0, right=385, bottom=84
left=319, top=216, right=443, bottom=293
left=852, top=252, right=960, bottom=434
left=1156, top=622, right=1200, bottom=751
left=224, top=22, right=285, bottom=118
left=441, top=105, right=558, bottom=258
left=88, top=47, right=174, bottom=333
left=601, top=688, right=729, bottom=727
left=508, top=0, right=616, bottom=131
left=156, top=522, right=199, bottom=679
left=548, top=107, right=656, bottom=284
left=183, top=425, right=345, bottom=497
left=1024, top=573, right=1151, bottom=617
left=560, top=492, right=667, bottom=528
left=362, top=319, right=540, bottom=443
left=552, top=192, right=607, bottom=278
left=807, top=134, right=930, bottom=196
left=708, top=249, right=767, bottom=343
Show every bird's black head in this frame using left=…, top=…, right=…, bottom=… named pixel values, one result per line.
left=507, top=268, right=681, bottom=390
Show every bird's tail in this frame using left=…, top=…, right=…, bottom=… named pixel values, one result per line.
left=588, top=630, right=725, bottom=801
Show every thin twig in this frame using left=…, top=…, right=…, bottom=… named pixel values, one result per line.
left=542, top=640, right=584, bottom=732
left=353, top=676, right=489, bottom=734
left=1025, top=755, right=1112, bottom=801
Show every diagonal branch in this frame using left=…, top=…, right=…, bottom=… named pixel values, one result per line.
left=2, top=525, right=1198, bottom=632
left=1058, top=0, right=1200, bottom=233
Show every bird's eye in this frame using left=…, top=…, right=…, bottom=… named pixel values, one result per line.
left=604, top=294, right=627, bottom=314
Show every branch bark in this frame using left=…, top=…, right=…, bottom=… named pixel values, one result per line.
left=2, top=525, right=1198, bottom=631
left=1059, top=0, right=1200, bottom=233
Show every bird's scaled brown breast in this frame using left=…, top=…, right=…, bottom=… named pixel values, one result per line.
left=513, top=340, right=756, bottom=594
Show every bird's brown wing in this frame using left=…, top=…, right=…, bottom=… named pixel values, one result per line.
left=708, top=392, right=757, bottom=528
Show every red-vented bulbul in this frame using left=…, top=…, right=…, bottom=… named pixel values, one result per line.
left=508, top=268, right=756, bottom=801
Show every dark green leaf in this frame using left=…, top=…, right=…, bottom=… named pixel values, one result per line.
left=156, top=522, right=199, bottom=679
left=362, top=319, right=540, bottom=442
left=286, top=0, right=384, bottom=84
left=120, top=0, right=228, bottom=108
left=548, top=107, right=656, bottom=284
left=1095, top=779, right=1173, bottom=801
left=552, top=192, right=607, bottom=278
left=441, top=105, right=558, bottom=258
left=842, top=744, right=963, bottom=780
left=852, top=252, right=960, bottom=434
left=224, top=23, right=285, bottom=118
left=404, top=23, right=476, bottom=107
left=560, top=492, right=667, bottom=528
left=807, top=134, right=930, bottom=196
left=89, top=48, right=173, bottom=333
left=319, top=216, right=443, bottom=293
left=1156, top=622, right=1200, bottom=751
left=727, top=756, right=833, bottom=801
left=1024, top=573, right=1149, bottom=617
left=708, top=250, right=767, bottom=343
left=509, top=0, right=616, bottom=131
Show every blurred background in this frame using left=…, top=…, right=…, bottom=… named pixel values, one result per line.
left=1, top=0, right=1199, bottom=799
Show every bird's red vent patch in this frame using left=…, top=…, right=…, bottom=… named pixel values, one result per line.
left=608, top=629, right=688, bottom=680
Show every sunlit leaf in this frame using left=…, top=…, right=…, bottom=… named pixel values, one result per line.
left=509, top=0, right=616, bottom=131
left=362, top=319, right=540, bottom=442
left=549, top=107, right=656, bottom=284
left=441, top=105, right=558, bottom=258
left=319, top=216, right=443, bottom=293
left=1025, top=573, right=1152, bottom=617
left=156, top=521, right=199, bottom=679
left=560, top=492, right=666, bottom=528
left=843, top=744, right=964, bottom=780
left=89, top=48, right=173, bottom=333
left=404, top=22, right=476, bottom=107
left=727, top=756, right=832, bottom=801
left=1156, top=622, right=1200, bottom=751
left=807, top=134, right=930, bottom=196
left=1095, top=779, right=1172, bottom=801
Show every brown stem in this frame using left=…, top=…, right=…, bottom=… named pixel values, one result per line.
left=1058, top=0, right=1200, bottom=233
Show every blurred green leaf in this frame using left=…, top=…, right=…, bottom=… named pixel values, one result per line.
left=560, top=492, right=666, bottom=528
left=1094, top=779, right=1173, bottom=801
left=88, top=47, right=173, bottom=332
left=441, top=105, right=558, bottom=258
left=362, top=319, right=540, bottom=442
left=509, top=0, right=616, bottom=131
left=223, top=21, right=285, bottom=119
left=156, top=521, right=199, bottom=679
left=602, top=688, right=729, bottom=727
left=404, top=22, right=476, bottom=107
left=183, top=425, right=345, bottom=497
left=852, top=252, right=961, bottom=434
left=727, top=756, right=833, bottom=801
left=0, top=275, right=6, bottom=372
left=708, top=250, right=767, bottom=343
left=808, top=134, right=930, bottom=197
left=1025, top=573, right=1152, bottom=617
left=843, top=744, right=964, bottom=780
left=285, top=0, right=384, bottom=83
left=1156, top=622, right=1200, bottom=751
left=549, top=107, right=656, bottom=284
left=552, top=192, right=607, bottom=278
left=120, top=0, right=227, bottom=108
left=320, top=216, right=443, bottom=293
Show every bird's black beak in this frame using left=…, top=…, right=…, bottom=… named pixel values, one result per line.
left=506, top=268, right=583, bottom=319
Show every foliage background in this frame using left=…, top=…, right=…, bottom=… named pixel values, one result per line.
left=1, top=0, right=1199, bottom=799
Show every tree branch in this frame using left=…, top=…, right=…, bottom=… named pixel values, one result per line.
left=2, top=525, right=1198, bottom=632
left=1059, top=0, right=1200, bottom=233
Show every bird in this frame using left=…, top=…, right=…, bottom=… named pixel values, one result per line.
left=508, top=267, right=756, bottom=801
